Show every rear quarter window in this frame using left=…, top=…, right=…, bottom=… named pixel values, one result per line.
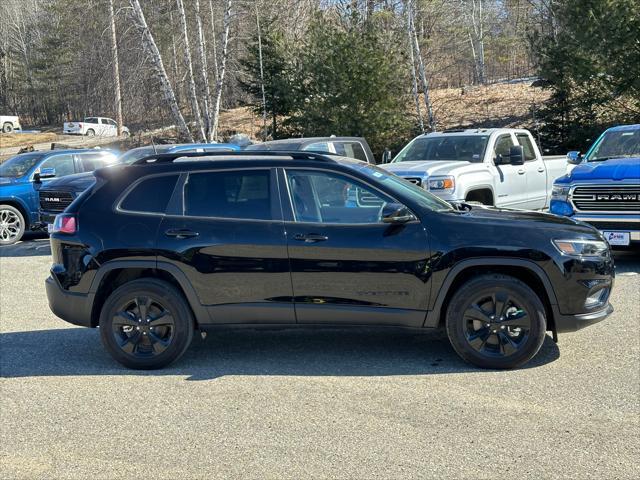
left=119, top=174, right=179, bottom=214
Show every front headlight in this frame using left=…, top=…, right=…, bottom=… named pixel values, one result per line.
left=551, top=184, right=570, bottom=201
left=427, top=176, right=455, bottom=193
left=552, top=239, right=608, bottom=257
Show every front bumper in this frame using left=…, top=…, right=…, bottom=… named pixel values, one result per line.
left=553, top=303, right=614, bottom=333
left=573, top=215, right=640, bottom=243
left=45, top=275, right=94, bottom=328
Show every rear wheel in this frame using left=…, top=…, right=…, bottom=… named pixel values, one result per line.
left=99, top=279, right=194, bottom=369
left=86, top=129, right=95, bottom=136
left=445, top=274, right=546, bottom=369
left=0, top=205, right=25, bottom=246
left=2, top=122, right=13, bottom=133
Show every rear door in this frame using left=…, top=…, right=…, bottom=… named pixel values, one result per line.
left=281, top=168, right=431, bottom=327
left=490, top=133, right=528, bottom=209
left=517, top=133, right=547, bottom=210
left=156, top=168, right=295, bottom=324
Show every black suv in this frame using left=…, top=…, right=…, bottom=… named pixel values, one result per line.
left=45, top=151, right=614, bottom=370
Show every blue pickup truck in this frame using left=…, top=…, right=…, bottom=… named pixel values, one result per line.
left=550, top=124, right=639, bottom=247
left=0, top=149, right=118, bottom=245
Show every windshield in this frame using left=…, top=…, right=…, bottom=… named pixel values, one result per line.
left=118, top=145, right=173, bottom=164
left=585, top=129, right=640, bottom=161
left=393, top=135, right=489, bottom=163
left=0, top=153, right=45, bottom=178
left=349, top=162, right=453, bottom=212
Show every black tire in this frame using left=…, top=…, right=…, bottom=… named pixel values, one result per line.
left=0, top=204, right=26, bottom=246
left=445, top=274, right=546, bottom=369
left=121, top=130, right=130, bottom=138
left=99, top=278, right=194, bottom=369
left=2, top=122, right=13, bottom=133
left=86, top=129, right=95, bottom=136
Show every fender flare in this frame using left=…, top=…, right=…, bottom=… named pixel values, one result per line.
left=89, top=260, right=211, bottom=324
left=424, top=258, right=558, bottom=328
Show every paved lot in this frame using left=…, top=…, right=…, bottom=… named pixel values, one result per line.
left=1, top=237, right=639, bottom=479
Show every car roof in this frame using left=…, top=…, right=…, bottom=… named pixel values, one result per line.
left=417, top=128, right=529, bottom=138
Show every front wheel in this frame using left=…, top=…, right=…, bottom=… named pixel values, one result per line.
left=0, top=205, right=25, bottom=245
left=445, top=274, right=547, bottom=369
left=2, top=122, right=14, bottom=133
left=99, top=279, right=194, bottom=369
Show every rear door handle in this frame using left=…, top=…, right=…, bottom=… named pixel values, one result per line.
left=517, top=169, right=525, bottom=175
left=165, top=229, right=199, bottom=239
left=294, top=233, right=328, bottom=243
left=537, top=167, right=545, bottom=173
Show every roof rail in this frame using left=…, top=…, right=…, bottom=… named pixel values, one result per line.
left=133, top=149, right=336, bottom=165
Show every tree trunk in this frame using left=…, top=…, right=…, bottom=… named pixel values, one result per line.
left=406, top=1, right=424, bottom=133
left=108, top=0, right=123, bottom=136
left=208, top=0, right=220, bottom=83
left=255, top=3, right=267, bottom=140
left=211, top=0, right=232, bottom=142
left=407, top=0, right=435, bottom=131
left=128, top=0, right=192, bottom=141
left=194, top=0, right=212, bottom=141
left=176, top=0, right=206, bottom=142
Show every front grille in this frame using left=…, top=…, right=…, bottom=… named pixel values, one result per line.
left=39, top=191, right=75, bottom=213
left=584, top=221, right=640, bottom=232
left=572, top=185, right=640, bottom=212
left=403, top=177, right=422, bottom=187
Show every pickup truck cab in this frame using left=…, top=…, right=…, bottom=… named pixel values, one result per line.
left=550, top=124, right=640, bottom=246
left=63, top=117, right=130, bottom=137
left=0, top=149, right=118, bottom=245
left=381, top=129, right=567, bottom=210
left=0, top=115, right=22, bottom=133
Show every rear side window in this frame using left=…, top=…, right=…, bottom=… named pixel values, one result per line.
left=120, top=174, right=179, bottom=214
left=185, top=170, right=272, bottom=220
left=79, top=153, right=116, bottom=171
left=516, top=134, right=537, bottom=161
left=333, top=142, right=368, bottom=162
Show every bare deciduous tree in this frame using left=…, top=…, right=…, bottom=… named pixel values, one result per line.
left=211, top=0, right=233, bottom=141
left=108, top=0, right=123, bottom=136
left=194, top=0, right=212, bottom=141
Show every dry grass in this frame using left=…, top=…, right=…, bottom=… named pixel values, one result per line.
left=0, top=132, right=58, bottom=149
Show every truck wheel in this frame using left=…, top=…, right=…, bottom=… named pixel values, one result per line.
left=99, top=278, right=194, bottom=370
left=0, top=205, right=25, bottom=246
left=2, top=122, right=13, bottom=133
left=445, top=274, right=546, bottom=369
left=121, top=130, right=130, bottom=138
left=86, top=129, right=95, bottom=136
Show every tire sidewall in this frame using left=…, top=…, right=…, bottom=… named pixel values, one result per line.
left=446, top=275, right=547, bottom=369
left=0, top=205, right=25, bottom=246
left=99, top=279, right=194, bottom=369
left=3, top=122, right=13, bottom=133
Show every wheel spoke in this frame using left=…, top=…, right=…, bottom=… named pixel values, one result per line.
left=498, top=332, right=518, bottom=356
left=148, top=332, right=170, bottom=354
left=149, top=311, right=175, bottom=327
left=119, top=333, right=141, bottom=354
left=467, top=329, right=490, bottom=352
left=135, top=296, right=150, bottom=322
left=493, top=291, right=509, bottom=319
left=500, top=311, right=530, bottom=328
left=463, top=303, right=492, bottom=324
left=112, top=311, right=138, bottom=327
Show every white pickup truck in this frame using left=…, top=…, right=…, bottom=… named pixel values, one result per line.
left=381, top=128, right=568, bottom=210
left=0, top=115, right=22, bottom=133
left=63, top=117, right=130, bottom=137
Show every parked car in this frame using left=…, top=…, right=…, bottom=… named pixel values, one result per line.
left=246, top=137, right=376, bottom=164
left=45, top=150, right=613, bottom=370
left=0, top=115, right=22, bottom=133
left=63, top=117, right=130, bottom=137
left=38, top=143, right=241, bottom=225
left=380, top=128, right=568, bottom=210
left=550, top=124, right=640, bottom=246
left=0, top=149, right=117, bottom=245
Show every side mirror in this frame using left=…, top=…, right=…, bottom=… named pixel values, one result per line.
left=509, top=145, right=524, bottom=165
left=33, top=167, right=56, bottom=183
left=381, top=149, right=392, bottom=164
left=381, top=203, right=416, bottom=224
left=567, top=151, right=582, bottom=165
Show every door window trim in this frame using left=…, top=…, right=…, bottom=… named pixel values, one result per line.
left=281, top=167, right=416, bottom=226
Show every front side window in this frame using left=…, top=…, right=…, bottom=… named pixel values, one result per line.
left=493, top=135, right=513, bottom=162
left=40, top=154, right=76, bottom=177
left=286, top=170, right=393, bottom=224
left=516, top=134, right=537, bottom=161
left=120, top=174, right=179, bottom=213
left=185, top=170, right=272, bottom=220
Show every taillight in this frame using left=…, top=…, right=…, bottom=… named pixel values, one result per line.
left=51, top=214, right=77, bottom=234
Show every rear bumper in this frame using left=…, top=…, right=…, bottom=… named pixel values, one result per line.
left=45, top=275, right=94, bottom=328
left=553, top=303, right=613, bottom=333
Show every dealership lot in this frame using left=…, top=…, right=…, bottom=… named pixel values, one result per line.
left=1, top=237, right=638, bottom=479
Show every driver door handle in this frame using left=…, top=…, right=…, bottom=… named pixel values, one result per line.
left=294, top=233, right=328, bottom=243
left=517, top=169, right=525, bottom=175
left=165, top=229, right=199, bottom=239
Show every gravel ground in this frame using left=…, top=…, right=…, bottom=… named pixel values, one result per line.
left=1, top=238, right=638, bottom=479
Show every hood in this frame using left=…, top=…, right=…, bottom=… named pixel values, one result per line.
left=381, top=160, right=473, bottom=177
left=40, top=171, right=96, bottom=192
left=567, top=157, right=640, bottom=181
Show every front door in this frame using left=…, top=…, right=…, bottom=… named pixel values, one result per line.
left=517, top=133, right=547, bottom=209
left=280, top=168, right=431, bottom=327
left=156, top=168, right=295, bottom=324
left=491, top=134, right=529, bottom=209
